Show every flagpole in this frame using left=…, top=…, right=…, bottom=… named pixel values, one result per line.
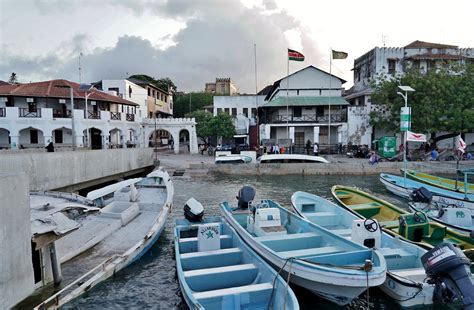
left=254, top=43, right=259, bottom=147
left=286, top=51, right=290, bottom=141
left=328, top=48, right=332, bottom=154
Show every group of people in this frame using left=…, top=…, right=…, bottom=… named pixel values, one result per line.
left=305, top=140, right=319, bottom=156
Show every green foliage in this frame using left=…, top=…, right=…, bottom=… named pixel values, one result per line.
left=8, top=72, right=18, bottom=84
left=129, top=74, right=176, bottom=92
left=185, top=111, right=236, bottom=143
left=370, top=64, right=474, bottom=136
left=174, top=92, right=214, bottom=118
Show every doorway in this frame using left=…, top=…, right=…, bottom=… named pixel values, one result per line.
left=90, top=128, right=102, bottom=149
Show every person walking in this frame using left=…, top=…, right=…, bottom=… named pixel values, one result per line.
left=45, top=141, right=55, bottom=152
left=313, top=142, right=319, bottom=156
left=305, top=140, right=312, bottom=155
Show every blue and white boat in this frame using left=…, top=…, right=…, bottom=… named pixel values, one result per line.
left=380, top=173, right=474, bottom=211
left=174, top=216, right=299, bottom=310
left=220, top=188, right=386, bottom=306
left=291, top=191, right=435, bottom=307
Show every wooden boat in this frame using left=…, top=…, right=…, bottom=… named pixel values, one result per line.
left=380, top=173, right=474, bottom=211
left=403, top=169, right=474, bottom=194
left=215, top=154, right=252, bottom=164
left=331, top=185, right=474, bottom=253
left=220, top=198, right=386, bottom=306
left=30, top=169, right=174, bottom=309
left=257, top=154, right=330, bottom=164
left=174, top=216, right=299, bottom=310
left=291, top=191, right=434, bottom=307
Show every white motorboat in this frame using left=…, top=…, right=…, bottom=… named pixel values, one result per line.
left=25, top=169, right=173, bottom=309
left=215, top=154, right=252, bottom=164
left=257, top=154, right=329, bottom=164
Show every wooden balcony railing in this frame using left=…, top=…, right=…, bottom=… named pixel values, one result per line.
left=110, top=112, right=121, bottom=120
left=19, top=108, right=41, bottom=118
left=53, top=110, right=71, bottom=118
left=87, top=111, right=101, bottom=119
left=264, top=113, right=347, bottom=124
left=126, top=113, right=135, bottom=121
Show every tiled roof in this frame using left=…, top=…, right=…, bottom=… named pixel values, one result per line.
left=0, top=79, right=138, bottom=106
left=0, top=80, right=10, bottom=86
left=405, top=40, right=458, bottom=49
left=261, top=96, right=348, bottom=107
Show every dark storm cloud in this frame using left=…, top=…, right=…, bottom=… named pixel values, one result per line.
left=1, top=0, right=323, bottom=92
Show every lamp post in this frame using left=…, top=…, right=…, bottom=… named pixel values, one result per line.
left=55, top=85, right=76, bottom=150
left=397, top=85, right=415, bottom=185
left=79, top=84, right=96, bottom=148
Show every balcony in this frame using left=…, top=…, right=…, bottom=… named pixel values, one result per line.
left=87, top=111, right=101, bottom=119
left=110, top=112, right=121, bottom=120
left=264, top=113, right=347, bottom=124
left=19, top=108, right=41, bottom=118
left=53, top=109, right=71, bottom=118
left=126, top=113, right=135, bottom=121
left=0, top=108, right=5, bottom=117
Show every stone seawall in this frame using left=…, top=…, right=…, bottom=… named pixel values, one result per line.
left=0, top=148, right=154, bottom=191
left=205, top=161, right=471, bottom=176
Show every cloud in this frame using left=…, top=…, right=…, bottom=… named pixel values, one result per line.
left=0, top=0, right=324, bottom=92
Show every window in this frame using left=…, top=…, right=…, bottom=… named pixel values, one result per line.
left=388, top=59, right=396, bottom=75
left=297, top=90, right=300, bottom=95
left=224, top=108, right=230, bottom=114
left=232, top=108, right=237, bottom=116
left=251, top=108, right=257, bottom=117
left=148, top=88, right=151, bottom=96
left=152, top=90, right=156, bottom=98
left=293, top=106, right=302, bottom=117
left=243, top=108, right=248, bottom=117
left=28, top=101, right=37, bottom=112
left=316, top=106, right=324, bottom=117
left=128, top=86, right=132, bottom=98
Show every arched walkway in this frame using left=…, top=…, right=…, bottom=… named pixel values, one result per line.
left=89, top=127, right=102, bottom=150
left=109, top=128, right=122, bottom=148
left=19, top=127, right=44, bottom=148
left=142, top=118, right=198, bottom=154
left=148, top=129, right=173, bottom=148
left=0, top=128, right=10, bottom=149
left=52, top=127, right=72, bottom=145
left=179, top=129, right=190, bottom=153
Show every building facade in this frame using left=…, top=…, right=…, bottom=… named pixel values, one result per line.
left=205, top=78, right=237, bottom=95
left=125, top=78, right=173, bottom=118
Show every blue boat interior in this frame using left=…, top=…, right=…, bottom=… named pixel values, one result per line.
left=175, top=217, right=296, bottom=310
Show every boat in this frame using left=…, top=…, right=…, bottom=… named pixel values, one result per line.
left=330, top=185, right=474, bottom=256
left=257, top=154, right=330, bottom=164
left=174, top=215, right=299, bottom=310
left=215, top=154, right=252, bottom=164
left=380, top=173, right=474, bottom=211
left=291, top=191, right=435, bottom=307
left=403, top=169, right=474, bottom=194
left=220, top=186, right=386, bottom=306
left=30, top=169, right=174, bottom=309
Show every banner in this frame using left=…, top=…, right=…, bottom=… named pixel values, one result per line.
left=456, top=135, right=466, bottom=153
left=332, top=50, right=348, bottom=59
left=400, top=107, right=411, bottom=131
left=406, top=131, right=427, bottom=142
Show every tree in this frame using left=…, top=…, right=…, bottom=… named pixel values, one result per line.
left=185, top=111, right=236, bottom=144
left=8, top=72, right=18, bottom=84
left=129, top=74, right=177, bottom=92
left=370, top=64, right=474, bottom=144
left=185, top=110, right=212, bottom=143
left=174, top=92, right=214, bottom=118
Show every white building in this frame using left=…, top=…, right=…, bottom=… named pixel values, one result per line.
left=99, top=79, right=148, bottom=121
left=345, top=40, right=474, bottom=146
left=259, top=65, right=350, bottom=153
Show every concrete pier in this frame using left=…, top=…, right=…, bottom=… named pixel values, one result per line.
left=0, top=148, right=154, bottom=191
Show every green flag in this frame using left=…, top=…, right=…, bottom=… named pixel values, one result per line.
left=332, top=50, right=348, bottom=59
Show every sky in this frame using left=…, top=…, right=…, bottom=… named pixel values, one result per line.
left=1, top=0, right=473, bottom=93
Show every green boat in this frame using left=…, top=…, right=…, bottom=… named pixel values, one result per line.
left=403, top=169, right=474, bottom=194
left=331, top=185, right=474, bottom=258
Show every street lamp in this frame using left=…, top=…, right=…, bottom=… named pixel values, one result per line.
left=79, top=83, right=96, bottom=148
left=55, top=84, right=76, bottom=151
left=397, top=85, right=415, bottom=184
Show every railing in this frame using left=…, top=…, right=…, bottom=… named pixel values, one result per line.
left=110, top=112, right=121, bottom=120
left=87, top=111, right=101, bottom=119
left=53, top=109, right=71, bottom=118
left=19, top=108, right=41, bottom=118
left=265, top=113, right=347, bottom=123
left=0, top=107, right=5, bottom=117
left=126, top=113, right=135, bottom=121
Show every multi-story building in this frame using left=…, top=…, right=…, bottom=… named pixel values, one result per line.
left=259, top=65, right=350, bottom=152
left=126, top=78, right=173, bottom=118
left=0, top=79, right=140, bottom=149
left=205, top=78, right=237, bottom=95
left=345, top=40, right=474, bottom=145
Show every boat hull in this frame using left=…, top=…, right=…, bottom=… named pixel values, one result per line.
left=380, top=273, right=434, bottom=307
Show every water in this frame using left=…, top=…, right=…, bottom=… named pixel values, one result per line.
left=66, top=174, right=412, bottom=309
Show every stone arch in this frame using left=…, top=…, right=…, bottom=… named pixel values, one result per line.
left=51, top=126, right=72, bottom=145
left=88, top=127, right=103, bottom=150
left=109, top=127, right=122, bottom=148
left=0, top=128, right=10, bottom=148
left=178, top=128, right=190, bottom=153
left=19, top=127, right=44, bottom=148
left=148, top=128, right=175, bottom=148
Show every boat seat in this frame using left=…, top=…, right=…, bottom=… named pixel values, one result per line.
left=180, top=248, right=242, bottom=259
left=379, top=220, right=399, bottom=228
left=303, top=211, right=337, bottom=218
left=335, top=192, right=352, bottom=199
left=184, top=263, right=256, bottom=278
left=180, top=248, right=243, bottom=271
left=193, top=283, right=273, bottom=300
left=329, top=228, right=352, bottom=236
left=350, top=202, right=381, bottom=210
left=423, top=226, right=447, bottom=242
left=254, top=232, right=319, bottom=242
left=278, top=246, right=344, bottom=258
left=378, top=248, right=413, bottom=257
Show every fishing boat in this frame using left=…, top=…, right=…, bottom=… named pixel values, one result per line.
left=291, top=191, right=434, bottom=307
left=257, top=154, right=330, bottom=164
left=403, top=169, right=474, bottom=194
left=331, top=185, right=474, bottom=254
left=175, top=215, right=299, bottom=310
left=30, top=169, right=174, bottom=309
left=220, top=186, right=386, bottom=306
left=215, top=154, right=252, bottom=164
left=380, top=173, right=474, bottom=211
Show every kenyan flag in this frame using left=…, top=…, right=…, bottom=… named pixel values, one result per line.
left=288, top=49, right=304, bottom=62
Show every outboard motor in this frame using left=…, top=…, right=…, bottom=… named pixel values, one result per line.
left=421, top=242, right=474, bottom=309
left=410, top=187, right=433, bottom=204
left=237, top=186, right=256, bottom=209
left=184, top=198, right=204, bottom=222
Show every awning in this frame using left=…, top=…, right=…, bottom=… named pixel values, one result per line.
left=261, top=96, right=349, bottom=107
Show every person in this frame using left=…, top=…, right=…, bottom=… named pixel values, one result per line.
left=280, top=145, right=285, bottom=154
left=467, top=153, right=473, bottom=160
left=169, top=138, right=174, bottom=149
left=45, top=141, right=54, bottom=152
left=313, top=143, right=319, bottom=156
left=430, top=148, right=439, bottom=161
left=369, top=151, right=378, bottom=165
left=305, top=140, right=312, bottom=155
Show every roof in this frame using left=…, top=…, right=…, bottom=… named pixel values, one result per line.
left=264, top=65, right=347, bottom=101
left=405, top=40, right=458, bottom=49
left=126, top=78, right=170, bottom=94
left=0, top=80, right=10, bottom=86
left=257, top=85, right=273, bottom=96
left=261, top=96, right=348, bottom=107
left=0, top=79, right=139, bottom=106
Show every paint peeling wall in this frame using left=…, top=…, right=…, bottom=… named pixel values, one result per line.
left=347, top=106, right=372, bottom=145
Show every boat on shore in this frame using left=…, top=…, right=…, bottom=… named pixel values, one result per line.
left=220, top=187, right=386, bottom=306
left=215, top=154, right=252, bottom=164
left=403, top=169, right=474, bottom=194
left=257, top=154, right=330, bottom=164
left=291, top=191, right=434, bottom=307
left=27, top=169, right=173, bottom=309
left=174, top=215, right=299, bottom=309
left=331, top=185, right=474, bottom=259
left=380, top=173, right=474, bottom=211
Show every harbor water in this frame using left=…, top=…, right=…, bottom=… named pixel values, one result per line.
left=66, top=174, right=439, bottom=309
